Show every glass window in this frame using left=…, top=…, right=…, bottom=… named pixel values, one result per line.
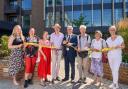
left=45, top=0, right=53, bottom=7
left=114, top=9, right=123, bottom=23
left=83, top=10, right=92, bottom=26
left=56, top=0, right=62, bottom=6
left=8, top=16, right=17, bottom=22
left=114, top=0, right=122, bottom=3
left=64, top=0, right=72, bottom=6
left=103, top=0, right=111, bottom=3
left=55, top=12, right=62, bottom=24
left=126, top=3, right=128, bottom=12
left=73, top=11, right=81, bottom=19
left=64, top=11, right=73, bottom=26
left=9, top=0, right=18, bottom=9
left=45, top=12, right=54, bottom=27
left=93, top=10, right=101, bottom=26
left=73, top=0, right=82, bottom=5
left=83, top=0, right=92, bottom=4
left=22, top=0, right=32, bottom=10
left=22, top=15, right=30, bottom=34
left=103, top=9, right=112, bottom=26
left=93, top=0, right=101, bottom=4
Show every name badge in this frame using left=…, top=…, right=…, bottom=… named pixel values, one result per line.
left=66, top=48, right=69, bottom=51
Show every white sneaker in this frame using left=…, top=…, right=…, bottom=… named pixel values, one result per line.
left=115, top=84, right=119, bottom=89
left=109, top=83, right=114, bottom=89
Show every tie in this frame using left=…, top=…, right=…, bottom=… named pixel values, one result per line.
left=68, top=35, right=70, bottom=42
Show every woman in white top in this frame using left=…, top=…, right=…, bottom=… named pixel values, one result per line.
left=90, top=30, right=106, bottom=86
left=106, top=26, right=125, bottom=89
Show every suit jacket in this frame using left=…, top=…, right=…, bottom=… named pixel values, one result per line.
left=62, top=34, right=77, bottom=58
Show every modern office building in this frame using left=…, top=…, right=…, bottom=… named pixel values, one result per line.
left=0, top=0, right=128, bottom=36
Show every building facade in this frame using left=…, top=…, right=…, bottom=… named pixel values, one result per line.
left=0, top=0, right=128, bottom=36
left=0, top=0, right=44, bottom=36
left=45, top=0, right=128, bottom=33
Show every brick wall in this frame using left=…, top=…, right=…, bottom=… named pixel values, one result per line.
left=0, top=60, right=128, bottom=84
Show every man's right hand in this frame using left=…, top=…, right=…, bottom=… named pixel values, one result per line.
left=63, top=40, right=68, bottom=44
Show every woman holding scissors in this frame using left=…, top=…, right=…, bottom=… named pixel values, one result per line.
left=24, top=28, right=39, bottom=88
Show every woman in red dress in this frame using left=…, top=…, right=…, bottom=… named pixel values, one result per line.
left=38, top=31, right=51, bottom=86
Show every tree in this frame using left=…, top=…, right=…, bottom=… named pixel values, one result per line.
left=72, top=14, right=89, bottom=27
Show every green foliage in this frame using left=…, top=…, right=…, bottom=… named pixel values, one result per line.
left=118, top=20, right=128, bottom=63
left=0, top=35, right=10, bottom=58
left=72, top=14, right=88, bottom=27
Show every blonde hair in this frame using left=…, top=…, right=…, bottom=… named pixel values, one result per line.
left=11, top=25, right=24, bottom=41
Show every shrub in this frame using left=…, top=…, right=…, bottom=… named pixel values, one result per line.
left=117, top=18, right=128, bottom=63
left=0, top=35, right=10, bottom=58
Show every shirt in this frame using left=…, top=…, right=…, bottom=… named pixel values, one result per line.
left=50, top=32, right=64, bottom=49
left=106, top=35, right=124, bottom=58
left=91, top=38, right=106, bottom=58
left=77, top=34, right=91, bottom=50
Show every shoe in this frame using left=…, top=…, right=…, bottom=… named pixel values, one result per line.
left=45, top=79, right=50, bottom=83
left=51, top=79, right=55, bottom=84
left=71, top=79, right=75, bottom=83
left=62, top=78, right=69, bottom=82
left=28, top=79, right=33, bottom=85
left=13, top=81, right=19, bottom=86
left=24, top=80, right=28, bottom=88
left=77, top=78, right=82, bottom=83
left=82, top=78, right=87, bottom=84
left=40, top=81, right=46, bottom=86
left=56, top=76, right=61, bottom=81
left=115, top=84, right=119, bottom=89
left=109, top=83, right=114, bottom=89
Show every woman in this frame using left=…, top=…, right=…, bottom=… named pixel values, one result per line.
left=8, top=25, right=25, bottom=85
left=24, top=28, right=39, bottom=88
left=90, top=30, right=106, bottom=86
left=106, top=26, right=125, bottom=89
left=38, top=31, right=51, bottom=86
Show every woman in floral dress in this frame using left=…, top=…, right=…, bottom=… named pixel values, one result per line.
left=90, top=30, right=106, bottom=86
left=8, top=25, right=25, bottom=85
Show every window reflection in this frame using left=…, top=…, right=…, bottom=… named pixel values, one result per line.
left=22, top=0, right=32, bottom=10
left=64, top=0, right=72, bottom=6
left=93, top=0, right=101, bottom=4
left=103, top=9, right=112, bottom=26
left=64, top=11, right=72, bottom=26
left=73, top=0, right=82, bottom=5
left=93, top=10, right=101, bottom=26
left=103, top=0, right=111, bottom=3
left=83, top=10, right=92, bottom=26
left=114, top=9, right=123, bottom=23
left=45, top=0, right=53, bottom=7
left=46, top=12, right=54, bottom=27
left=83, top=0, right=91, bottom=4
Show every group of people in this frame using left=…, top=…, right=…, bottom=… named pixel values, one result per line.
left=8, top=23, right=125, bottom=89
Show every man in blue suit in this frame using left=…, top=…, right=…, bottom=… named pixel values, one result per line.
left=62, top=26, right=77, bottom=83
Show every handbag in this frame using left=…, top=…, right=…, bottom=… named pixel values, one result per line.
left=78, top=51, right=88, bottom=58
left=101, top=40, right=108, bottom=63
left=78, top=35, right=89, bottom=58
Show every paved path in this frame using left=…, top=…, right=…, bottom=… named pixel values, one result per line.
left=0, top=60, right=128, bottom=89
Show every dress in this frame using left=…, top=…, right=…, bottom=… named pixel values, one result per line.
left=38, top=40, right=51, bottom=79
left=90, top=39, right=106, bottom=77
left=8, top=37, right=24, bottom=76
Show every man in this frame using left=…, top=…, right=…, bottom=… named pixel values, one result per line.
left=50, top=23, right=64, bottom=84
left=62, top=26, right=77, bottom=83
left=77, top=25, right=91, bottom=83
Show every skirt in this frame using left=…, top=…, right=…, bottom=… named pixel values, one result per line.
left=8, top=48, right=24, bottom=76
left=90, top=58, right=103, bottom=77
